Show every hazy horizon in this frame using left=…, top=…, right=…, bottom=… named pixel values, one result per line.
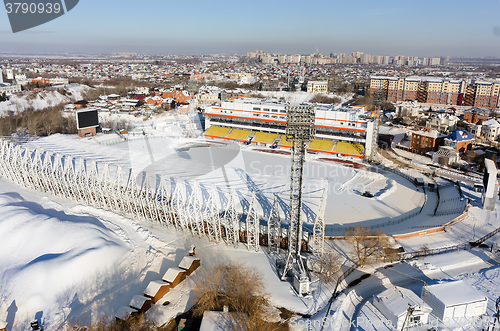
left=2, top=0, right=500, bottom=57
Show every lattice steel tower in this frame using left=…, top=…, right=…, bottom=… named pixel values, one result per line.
left=281, top=104, right=316, bottom=280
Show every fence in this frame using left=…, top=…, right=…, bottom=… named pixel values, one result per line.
left=0, top=139, right=323, bottom=253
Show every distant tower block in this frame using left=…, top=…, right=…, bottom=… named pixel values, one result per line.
left=6, top=68, right=13, bottom=80
left=0, top=70, right=3, bottom=84
left=282, top=104, right=316, bottom=281
left=482, top=159, right=499, bottom=211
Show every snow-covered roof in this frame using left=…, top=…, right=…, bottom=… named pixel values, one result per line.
left=482, top=119, right=500, bottom=128
left=162, top=267, right=185, bottom=283
left=144, top=280, right=168, bottom=297
left=412, top=130, right=447, bottom=139
left=199, top=311, right=240, bottom=331
left=129, top=295, right=150, bottom=310
left=0, top=320, right=7, bottom=329
left=446, top=130, right=473, bottom=142
left=374, top=286, right=432, bottom=318
left=423, top=281, right=487, bottom=307
left=178, top=256, right=200, bottom=270
left=115, top=306, right=136, bottom=320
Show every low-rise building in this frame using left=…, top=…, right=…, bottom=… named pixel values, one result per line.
left=307, top=81, right=328, bottom=93
left=0, top=82, right=21, bottom=94
left=444, top=130, right=473, bottom=153
left=410, top=129, right=447, bottom=153
left=395, top=101, right=420, bottom=118
left=464, top=107, right=489, bottom=124
left=481, top=119, right=500, bottom=141
left=426, top=113, right=458, bottom=134
left=421, top=281, right=488, bottom=321
left=373, top=286, right=432, bottom=329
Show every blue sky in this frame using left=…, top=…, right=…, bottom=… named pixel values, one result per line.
left=1, top=0, right=500, bottom=56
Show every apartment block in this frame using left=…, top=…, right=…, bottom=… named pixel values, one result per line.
left=370, top=76, right=499, bottom=108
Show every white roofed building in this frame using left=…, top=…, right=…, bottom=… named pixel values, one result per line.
left=373, top=286, right=432, bottom=329
left=421, top=281, right=487, bottom=321
left=481, top=118, right=500, bottom=141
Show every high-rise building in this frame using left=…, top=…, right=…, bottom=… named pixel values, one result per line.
left=370, top=76, right=500, bottom=108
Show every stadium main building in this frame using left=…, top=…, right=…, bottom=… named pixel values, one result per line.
left=202, top=97, right=376, bottom=159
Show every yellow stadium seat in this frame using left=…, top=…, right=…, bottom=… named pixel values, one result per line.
left=227, top=129, right=254, bottom=141
left=308, top=139, right=335, bottom=152
left=253, top=132, right=279, bottom=144
left=333, top=142, right=364, bottom=156
left=278, top=135, right=293, bottom=147
left=203, top=126, right=231, bottom=138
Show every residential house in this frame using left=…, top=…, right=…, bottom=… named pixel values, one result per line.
left=444, top=130, right=474, bottom=153
left=426, top=113, right=458, bottom=134
left=410, top=129, right=447, bottom=153
left=463, top=107, right=489, bottom=124
left=481, top=119, right=500, bottom=141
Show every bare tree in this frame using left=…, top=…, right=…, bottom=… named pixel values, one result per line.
left=344, top=226, right=392, bottom=267
left=192, top=262, right=280, bottom=331
left=317, top=251, right=342, bottom=284
left=419, top=244, right=431, bottom=259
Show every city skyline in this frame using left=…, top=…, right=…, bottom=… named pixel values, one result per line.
left=1, top=0, right=500, bottom=57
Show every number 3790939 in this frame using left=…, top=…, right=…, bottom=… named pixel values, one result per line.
left=5, top=2, right=61, bottom=14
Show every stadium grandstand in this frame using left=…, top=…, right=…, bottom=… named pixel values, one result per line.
left=202, top=97, right=375, bottom=158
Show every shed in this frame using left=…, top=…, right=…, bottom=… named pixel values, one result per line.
left=129, top=295, right=153, bottom=314
left=144, top=280, right=170, bottom=303
left=421, top=281, right=487, bottom=320
left=162, top=267, right=186, bottom=288
left=178, top=256, right=201, bottom=276
left=115, top=306, right=138, bottom=322
left=373, top=286, right=432, bottom=329
left=414, top=177, right=425, bottom=186
left=293, top=273, right=310, bottom=296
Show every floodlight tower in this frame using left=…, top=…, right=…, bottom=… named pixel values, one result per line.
left=281, top=104, right=316, bottom=280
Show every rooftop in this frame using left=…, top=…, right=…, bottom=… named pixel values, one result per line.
left=423, top=280, right=487, bottom=306
left=374, top=286, right=431, bottom=317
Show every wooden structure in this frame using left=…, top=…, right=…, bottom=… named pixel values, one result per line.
left=129, top=295, right=152, bottom=314
left=115, top=306, right=138, bottom=322
left=162, top=267, right=186, bottom=289
left=144, top=280, right=170, bottom=303
left=178, top=256, right=201, bottom=276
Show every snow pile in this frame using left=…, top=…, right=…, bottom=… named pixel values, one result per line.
left=0, top=191, right=130, bottom=329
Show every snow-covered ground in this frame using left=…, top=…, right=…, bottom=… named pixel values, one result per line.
left=0, top=85, right=88, bottom=115
left=21, top=131, right=441, bottom=235
left=0, top=177, right=337, bottom=330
